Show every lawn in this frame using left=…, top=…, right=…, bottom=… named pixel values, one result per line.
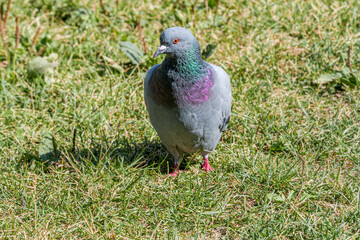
left=1, top=0, right=360, bottom=238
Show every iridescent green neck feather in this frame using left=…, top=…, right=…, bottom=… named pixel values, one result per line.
left=163, top=43, right=207, bottom=82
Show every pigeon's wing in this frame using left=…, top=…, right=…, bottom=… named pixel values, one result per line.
left=210, top=63, right=232, bottom=133
left=191, top=63, right=231, bottom=153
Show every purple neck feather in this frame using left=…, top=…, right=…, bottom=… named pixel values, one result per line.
left=175, top=68, right=213, bottom=105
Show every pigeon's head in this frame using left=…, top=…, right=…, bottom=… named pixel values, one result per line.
left=153, top=27, right=201, bottom=59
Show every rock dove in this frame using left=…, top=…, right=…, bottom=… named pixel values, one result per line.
left=144, top=27, right=232, bottom=176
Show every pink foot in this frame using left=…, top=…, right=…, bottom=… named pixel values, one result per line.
left=201, top=157, right=215, bottom=172
left=169, top=164, right=181, bottom=177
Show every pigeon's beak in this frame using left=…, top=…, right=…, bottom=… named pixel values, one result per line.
left=153, top=45, right=168, bottom=58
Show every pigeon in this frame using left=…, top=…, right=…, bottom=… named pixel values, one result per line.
left=144, top=27, right=232, bottom=176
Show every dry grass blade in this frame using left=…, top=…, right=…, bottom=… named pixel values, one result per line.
left=4, top=0, right=11, bottom=27
left=99, top=0, right=108, bottom=15
left=37, top=46, right=46, bottom=56
left=138, top=15, right=147, bottom=54
left=0, top=12, right=8, bottom=59
left=31, top=26, right=41, bottom=50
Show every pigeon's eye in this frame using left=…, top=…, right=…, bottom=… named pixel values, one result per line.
left=173, top=38, right=179, bottom=44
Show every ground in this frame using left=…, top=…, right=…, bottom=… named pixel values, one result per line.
left=1, top=0, right=360, bottom=239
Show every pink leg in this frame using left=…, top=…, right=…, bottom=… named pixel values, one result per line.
left=169, top=163, right=181, bottom=176
left=201, top=155, right=215, bottom=172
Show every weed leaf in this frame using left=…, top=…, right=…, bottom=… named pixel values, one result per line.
left=39, top=133, right=57, bottom=163
left=316, top=73, right=341, bottom=84
left=119, top=41, right=144, bottom=65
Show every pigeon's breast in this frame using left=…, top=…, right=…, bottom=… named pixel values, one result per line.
left=174, top=69, right=214, bottom=106
left=149, top=71, right=176, bottom=107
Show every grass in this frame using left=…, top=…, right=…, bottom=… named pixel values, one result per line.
left=1, top=0, right=360, bottom=238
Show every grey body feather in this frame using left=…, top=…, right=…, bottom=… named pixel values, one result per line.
left=144, top=62, right=232, bottom=162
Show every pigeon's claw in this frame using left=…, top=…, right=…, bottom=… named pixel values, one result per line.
left=201, top=156, right=215, bottom=172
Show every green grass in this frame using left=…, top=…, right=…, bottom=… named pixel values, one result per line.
left=1, top=0, right=360, bottom=238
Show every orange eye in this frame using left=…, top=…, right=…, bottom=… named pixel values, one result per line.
left=173, top=38, right=179, bottom=44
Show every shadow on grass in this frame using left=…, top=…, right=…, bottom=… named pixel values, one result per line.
left=75, top=138, right=173, bottom=174
left=20, top=137, right=192, bottom=175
